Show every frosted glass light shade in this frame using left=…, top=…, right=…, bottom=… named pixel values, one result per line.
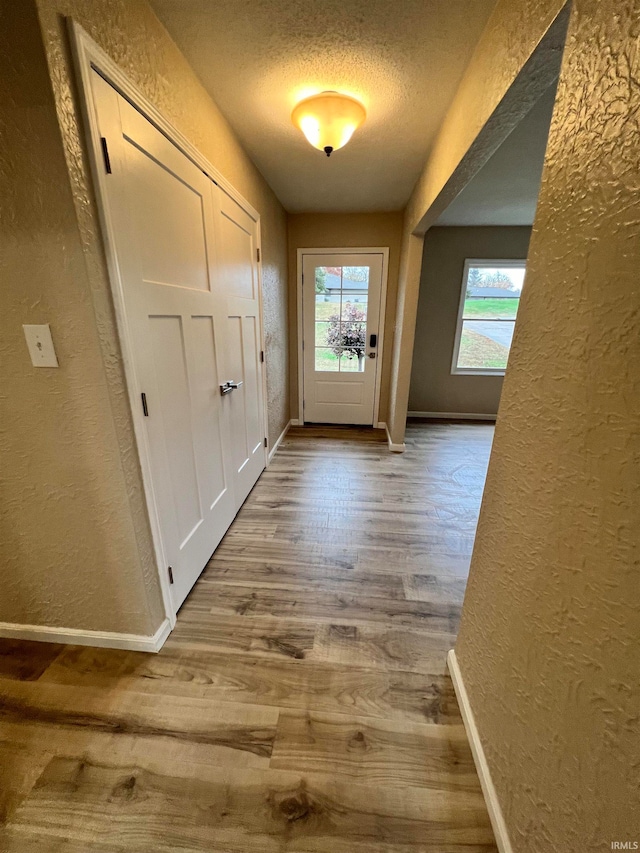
left=291, top=92, right=366, bottom=156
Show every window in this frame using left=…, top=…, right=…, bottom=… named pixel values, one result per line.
left=451, top=259, right=526, bottom=375
left=314, top=265, right=369, bottom=372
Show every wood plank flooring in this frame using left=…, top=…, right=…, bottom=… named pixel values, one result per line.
left=0, top=422, right=496, bottom=852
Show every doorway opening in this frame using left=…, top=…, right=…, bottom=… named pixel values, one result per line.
left=407, top=80, right=559, bottom=422
left=297, top=248, right=389, bottom=426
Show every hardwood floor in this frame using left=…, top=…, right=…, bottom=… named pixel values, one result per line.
left=0, top=422, right=497, bottom=852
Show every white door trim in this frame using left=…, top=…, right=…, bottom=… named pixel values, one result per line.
left=296, top=247, right=389, bottom=426
left=68, top=21, right=268, bottom=630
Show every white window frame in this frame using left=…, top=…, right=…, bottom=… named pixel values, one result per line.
left=451, top=258, right=527, bottom=376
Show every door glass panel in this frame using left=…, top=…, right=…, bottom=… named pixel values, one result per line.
left=315, top=347, right=340, bottom=371
left=339, top=302, right=366, bottom=370
left=315, top=321, right=332, bottom=347
left=340, top=353, right=367, bottom=371
left=314, top=265, right=369, bottom=373
left=342, top=298, right=368, bottom=322
left=341, top=266, right=369, bottom=318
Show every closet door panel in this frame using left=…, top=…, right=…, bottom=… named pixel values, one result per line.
left=90, top=71, right=238, bottom=612
left=213, top=185, right=266, bottom=506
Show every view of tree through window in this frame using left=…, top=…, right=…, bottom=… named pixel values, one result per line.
left=314, top=266, right=369, bottom=371
left=453, top=261, right=526, bottom=372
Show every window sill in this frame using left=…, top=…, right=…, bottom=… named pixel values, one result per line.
left=451, top=368, right=506, bottom=376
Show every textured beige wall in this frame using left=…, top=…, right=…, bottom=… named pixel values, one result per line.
left=287, top=212, right=403, bottom=424
left=457, top=2, right=640, bottom=850
left=388, top=0, right=567, bottom=446
left=0, top=2, right=162, bottom=634
left=409, top=227, right=531, bottom=416
left=0, top=0, right=288, bottom=636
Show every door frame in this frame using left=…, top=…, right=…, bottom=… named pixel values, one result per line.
left=69, top=21, right=269, bottom=627
left=296, top=247, right=389, bottom=427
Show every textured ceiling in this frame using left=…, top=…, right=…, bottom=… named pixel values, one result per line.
left=436, top=84, right=557, bottom=226
left=149, top=0, right=497, bottom=212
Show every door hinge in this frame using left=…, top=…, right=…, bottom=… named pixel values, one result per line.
left=260, top=350, right=265, bottom=363
left=256, top=247, right=261, bottom=263
left=264, top=437, right=268, bottom=448
left=141, top=392, right=149, bottom=416
left=168, top=566, right=174, bottom=584
left=100, top=137, right=112, bottom=174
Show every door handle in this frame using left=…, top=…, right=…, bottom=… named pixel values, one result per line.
left=368, top=352, right=376, bottom=359
left=369, top=333, right=377, bottom=348
left=220, top=380, right=244, bottom=395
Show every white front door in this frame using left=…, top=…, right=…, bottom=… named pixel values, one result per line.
left=302, top=252, right=384, bottom=424
left=90, top=71, right=265, bottom=612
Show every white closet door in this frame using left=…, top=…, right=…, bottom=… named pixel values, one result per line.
left=90, top=71, right=236, bottom=611
left=212, top=186, right=266, bottom=505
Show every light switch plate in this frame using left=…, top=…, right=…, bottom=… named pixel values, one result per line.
left=23, top=324, right=59, bottom=368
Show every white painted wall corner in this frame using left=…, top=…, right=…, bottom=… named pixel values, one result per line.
left=447, top=649, right=513, bottom=853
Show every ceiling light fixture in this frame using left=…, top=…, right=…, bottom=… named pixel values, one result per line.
left=291, top=91, right=366, bottom=157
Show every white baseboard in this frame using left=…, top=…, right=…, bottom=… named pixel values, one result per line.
left=408, top=411, right=497, bottom=421
left=268, top=419, right=291, bottom=463
left=288, top=419, right=388, bottom=432
left=447, top=649, right=513, bottom=853
left=385, top=423, right=406, bottom=453
left=0, top=617, right=172, bottom=653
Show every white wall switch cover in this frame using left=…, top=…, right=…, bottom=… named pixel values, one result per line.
left=23, top=324, right=59, bottom=368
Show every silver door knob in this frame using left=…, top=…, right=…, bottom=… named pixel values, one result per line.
left=220, top=380, right=244, bottom=395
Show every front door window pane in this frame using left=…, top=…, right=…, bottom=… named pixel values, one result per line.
left=315, top=347, right=340, bottom=371
left=314, top=265, right=370, bottom=372
left=315, top=321, right=332, bottom=347
left=340, top=353, right=367, bottom=371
